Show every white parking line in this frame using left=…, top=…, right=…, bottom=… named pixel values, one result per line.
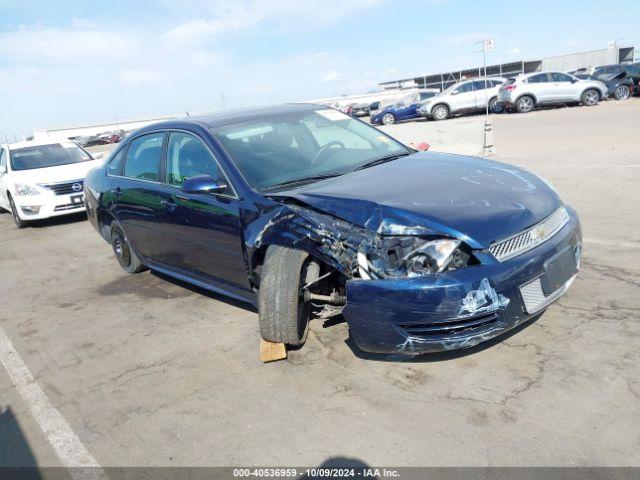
left=584, top=237, right=640, bottom=249
left=0, top=325, right=105, bottom=477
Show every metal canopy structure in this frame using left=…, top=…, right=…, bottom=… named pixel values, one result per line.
left=379, top=46, right=636, bottom=92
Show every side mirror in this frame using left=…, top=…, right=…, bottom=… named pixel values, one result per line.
left=451, top=90, right=459, bottom=95
left=181, top=174, right=228, bottom=195
left=0, top=165, right=6, bottom=175
left=94, top=153, right=105, bottom=160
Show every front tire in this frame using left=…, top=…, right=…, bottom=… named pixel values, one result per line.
left=110, top=224, right=145, bottom=273
left=516, top=95, right=535, bottom=113
left=258, top=245, right=320, bottom=347
left=581, top=89, right=599, bottom=106
left=8, top=194, right=28, bottom=229
left=431, top=104, right=449, bottom=121
left=614, top=85, right=631, bottom=100
left=381, top=113, right=396, bottom=125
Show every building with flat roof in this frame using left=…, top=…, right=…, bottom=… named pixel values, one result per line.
left=378, top=46, right=636, bottom=92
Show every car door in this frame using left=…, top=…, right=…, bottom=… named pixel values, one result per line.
left=110, top=131, right=166, bottom=260
left=0, top=147, right=10, bottom=210
left=526, top=73, right=553, bottom=103
left=155, top=131, right=249, bottom=289
left=472, top=80, right=491, bottom=110
left=449, top=81, right=476, bottom=112
left=550, top=72, right=578, bottom=101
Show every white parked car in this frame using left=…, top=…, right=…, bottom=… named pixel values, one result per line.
left=497, top=72, right=608, bottom=113
left=417, top=78, right=507, bottom=121
left=0, top=140, right=103, bottom=228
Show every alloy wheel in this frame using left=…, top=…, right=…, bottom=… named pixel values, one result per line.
left=584, top=90, right=599, bottom=106
left=433, top=106, right=448, bottom=120
left=382, top=113, right=395, bottom=125
left=615, top=85, right=631, bottom=100
left=517, top=97, right=533, bottom=113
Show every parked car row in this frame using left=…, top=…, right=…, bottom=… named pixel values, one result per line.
left=69, top=130, right=128, bottom=147
left=360, top=62, right=638, bottom=124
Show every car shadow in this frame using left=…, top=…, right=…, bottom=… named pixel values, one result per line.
left=150, top=270, right=258, bottom=313
left=26, top=212, right=87, bottom=229
left=0, top=406, right=44, bottom=478
left=343, top=311, right=545, bottom=363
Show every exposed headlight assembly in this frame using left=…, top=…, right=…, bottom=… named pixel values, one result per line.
left=358, top=237, right=470, bottom=279
left=14, top=183, right=41, bottom=196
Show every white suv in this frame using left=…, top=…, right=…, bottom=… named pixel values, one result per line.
left=497, top=72, right=608, bottom=113
left=417, top=78, right=506, bottom=121
left=0, top=141, right=103, bottom=228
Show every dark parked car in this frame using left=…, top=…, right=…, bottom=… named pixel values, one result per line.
left=85, top=104, right=581, bottom=355
left=349, top=103, right=370, bottom=117
left=575, top=73, right=635, bottom=100
left=593, top=63, right=640, bottom=96
left=370, top=91, right=438, bottom=125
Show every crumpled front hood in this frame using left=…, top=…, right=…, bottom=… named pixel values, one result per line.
left=276, top=152, right=562, bottom=248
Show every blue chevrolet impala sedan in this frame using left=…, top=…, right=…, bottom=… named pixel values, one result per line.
left=84, top=104, right=581, bottom=355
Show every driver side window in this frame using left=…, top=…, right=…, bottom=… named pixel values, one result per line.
left=165, top=132, right=224, bottom=187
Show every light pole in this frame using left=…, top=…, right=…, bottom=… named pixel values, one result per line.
left=475, top=38, right=495, bottom=155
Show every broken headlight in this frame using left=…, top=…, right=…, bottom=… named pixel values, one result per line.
left=358, top=237, right=470, bottom=279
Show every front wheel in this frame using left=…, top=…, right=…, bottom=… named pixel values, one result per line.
left=581, top=89, right=599, bottom=106
left=431, top=104, right=449, bottom=121
left=614, top=85, right=631, bottom=100
left=8, top=194, right=28, bottom=229
left=381, top=113, right=395, bottom=125
left=110, top=224, right=145, bottom=273
left=258, top=245, right=320, bottom=347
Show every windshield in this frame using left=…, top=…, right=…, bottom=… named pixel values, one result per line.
left=213, top=109, right=410, bottom=192
left=10, top=143, right=93, bottom=171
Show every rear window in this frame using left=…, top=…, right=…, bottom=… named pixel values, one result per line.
left=10, top=143, right=92, bottom=171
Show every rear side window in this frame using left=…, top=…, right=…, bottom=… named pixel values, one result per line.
left=528, top=73, right=549, bottom=83
left=107, top=148, right=125, bottom=176
left=123, top=133, right=164, bottom=181
left=165, top=132, right=224, bottom=186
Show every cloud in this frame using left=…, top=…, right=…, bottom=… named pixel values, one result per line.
left=166, top=0, right=385, bottom=44
left=506, top=47, right=521, bottom=55
left=322, top=71, right=347, bottom=82
left=568, top=38, right=581, bottom=47
left=439, top=32, right=490, bottom=46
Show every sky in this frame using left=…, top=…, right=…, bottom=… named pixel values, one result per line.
left=0, top=0, right=638, bottom=139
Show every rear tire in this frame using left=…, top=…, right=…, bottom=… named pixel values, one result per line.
left=8, top=194, right=28, bottom=229
left=431, top=104, right=449, bottom=121
left=614, top=84, right=631, bottom=100
left=110, top=224, right=145, bottom=273
left=581, top=89, right=599, bottom=106
left=516, top=95, right=535, bottom=113
left=258, top=245, right=319, bottom=347
left=488, top=97, right=503, bottom=113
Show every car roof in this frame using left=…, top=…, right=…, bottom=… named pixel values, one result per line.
left=138, top=103, right=323, bottom=133
left=3, top=139, right=76, bottom=150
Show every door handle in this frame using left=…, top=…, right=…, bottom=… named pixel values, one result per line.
left=161, top=199, right=177, bottom=212
left=110, top=187, right=122, bottom=196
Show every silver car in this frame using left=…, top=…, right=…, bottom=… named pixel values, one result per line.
left=417, top=78, right=506, bottom=121
left=497, top=72, right=608, bottom=113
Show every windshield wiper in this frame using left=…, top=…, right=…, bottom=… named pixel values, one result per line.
left=354, top=152, right=411, bottom=171
left=263, top=172, right=345, bottom=192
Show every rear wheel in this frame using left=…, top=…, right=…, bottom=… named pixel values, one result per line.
left=8, top=194, right=28, bottom=229
left=431, top=104, right=449, bottom=121
left=110, top=224, right=145, bottom=273
left=381, top=113, right=396, bottom=125
left=614, top=84, right=631, bottom=100
left=516, top=95, right=535, bottom=113
left=581, top=89, right=599, bottom=106
left=488, top=97, right=503, bottom=113
left=258, top=245, right=320, bottom=347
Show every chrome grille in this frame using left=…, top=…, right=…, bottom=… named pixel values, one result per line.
left=39, top=179, right=84, bottom=196
left=519, top=275, right=576, bottom=314
left=490, top=207, right=569, bottom=261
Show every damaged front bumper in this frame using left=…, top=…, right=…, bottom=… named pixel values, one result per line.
left=342, top=209, right=582, bottom=354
